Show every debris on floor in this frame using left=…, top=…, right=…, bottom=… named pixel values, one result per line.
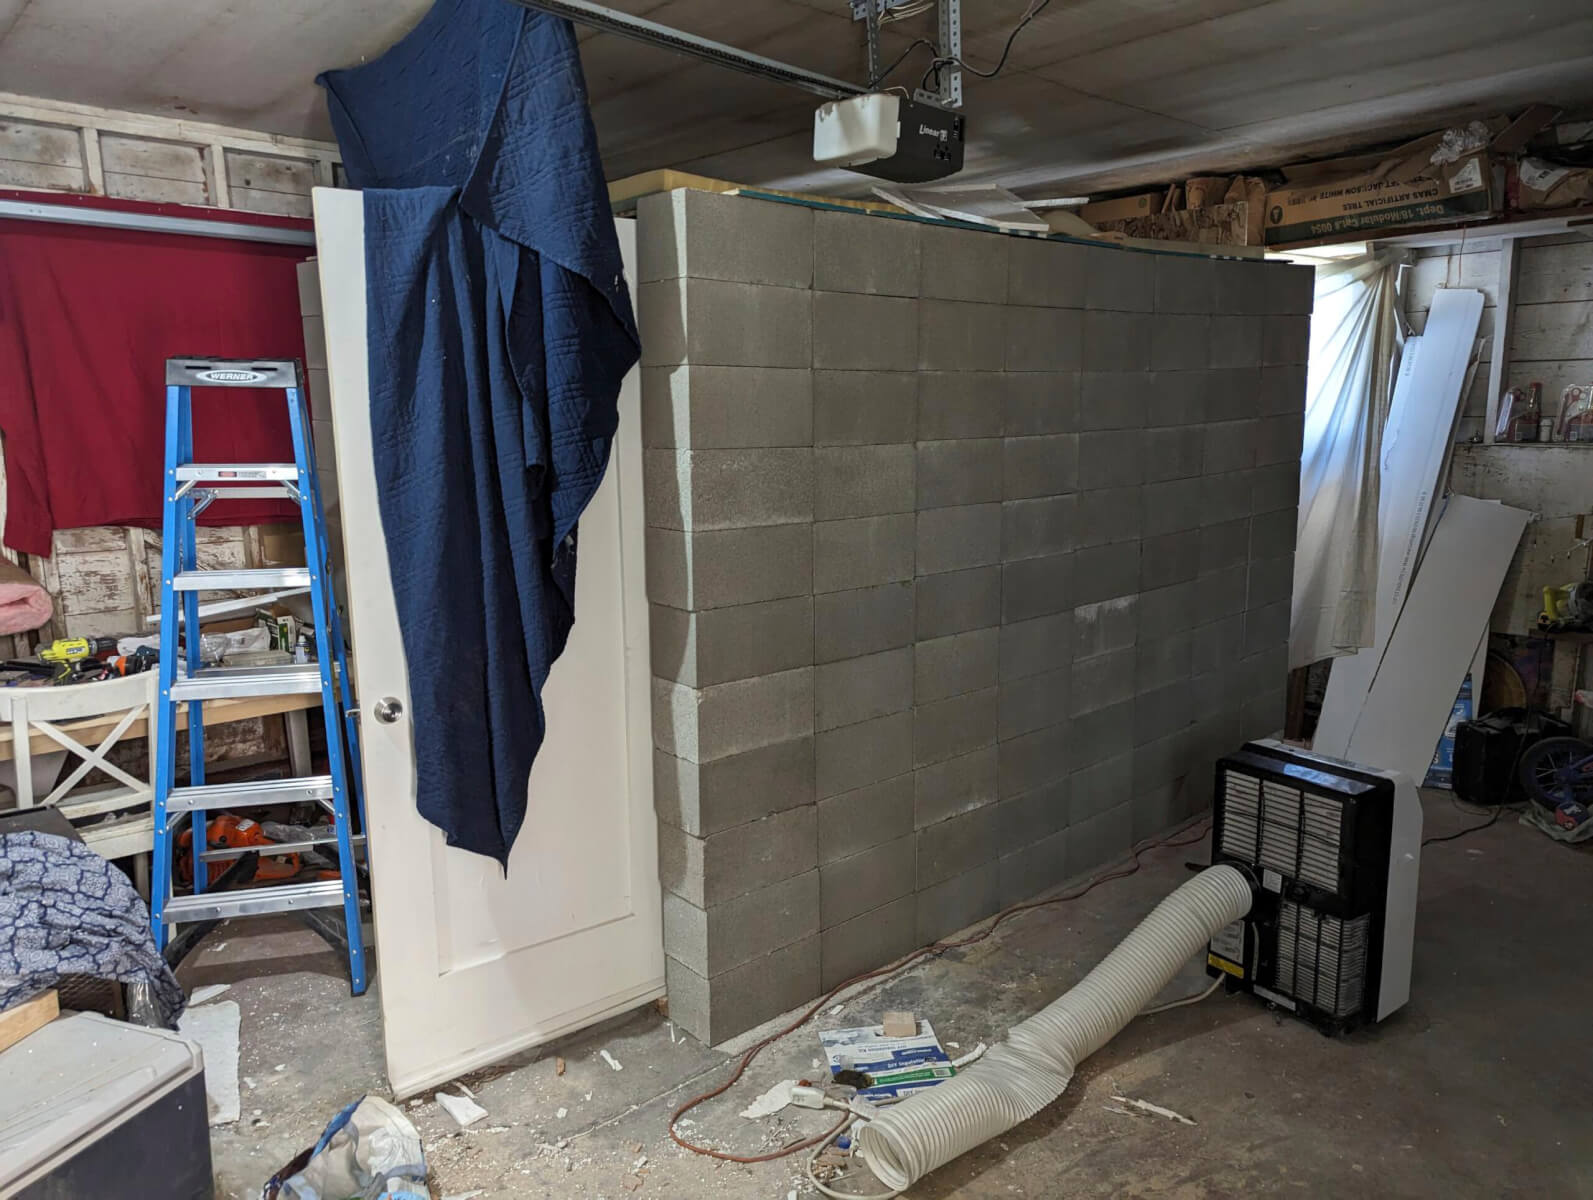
left=819, top=1018, right=955, bottom=1099
left=263, top=1095, right=427, bottom=1200
left=555, top=1056, right=566, bottom=1076
left=881, top=1010, right=916, bottom=1038
left=435, top=1090, right=489, bottom=1129
left=739, top=1079, right=798, bottom=1119
left=600, top=1048, right=624, bottom=1071
left=1110, top=1095, right=1197, bottom=1125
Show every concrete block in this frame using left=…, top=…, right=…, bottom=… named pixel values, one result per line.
left=816, top=647, right=913, bottom=733
left=1251, top=463, right=1299, bottom=515
left=1008, top=238, right=1087, bottom=307
left=996, top=775, right=1070, bottom=853
left=1065, top=802, right=1133, bottom=878
left=1200, top=420, right=1257, bottom=476
left=916, top=566, right=1001, bottom=639
left=1141, top=478, right=1202, bottom=537
left=1074, top=485, right=1143, bottom=549
left=1070, top=541, right=1141, bottom=606
left=642, top=365, right=813, bottom=449
left=1241, top=686, right=1286, bottom=739
left=999, top=828, right=1071, bottom=907
left=997, top=719, right=1070, bottom=799
left=657, top=804, right=817, bottom=909
left=816, top=582, right=914, bottom=663
left=665, top=934, right=818, bottom=1045
left=1132, top=783, right=1184, bottom=843
left=1143, top=427, right=1204, bottom=483
left=1260, top=363, right=1307, bottom=417
left=814, top=207, right=920, bottom=296
left=1264, top=261, right=1316, bottom=314
left=918, top=504, right=1003, bottom=575
left=922, top=225, right=1007, bottom=303
left=650, top=596, right=813, bottom=688
left=654, top=738, right=814, bottom=838
left=1070, top=753, right=1132, bottom=824
left=652, top=668, right=815, bottom=764
left=1191, top=614, right=1245, bottom=677
left=1263, top=314, right=1310, bottom=366
left=1241, top=644, right=1290, bottom=698
left=1079, top=371, right=1150, bottom=431
left=814, top=514, right=916, bottom=593
left=1070, top=700, right=1134, bottom=769
left=1154, top=255, right=1216, bottom=314
left=1076, top=430, right=1144, bottom=490
left=1209, top=315, right=1263, bottom=369
left=1200, top=472, right=1252, bottom=525
left=916, top=861, right=999, bottom=944
left=1136, top=678, right=1194, bottom=746
left=999, top=667, right=1071, bottom=742
left=1073, top=596, right=1138, bottom=660
left=815, top=292, right=918, bottom=371
left=1208, top=258, right=1268, bottom=314
left=915, top=745, right=999, bottom=829
left=1001, top=495, right=1075, bottom=561
left=1004, top=307, right=1083, bottom=372
left=1248, top=554, right=1295, bottom=610
left=916, top=627, right=1000, bottom=703
left=645, top=447, right=813, bottom=531
left=1255, top=413, right=1304, bottom=468
left=914, top=686, right=998, bottom=768
left=1083, top=312, right=1154, bottom=372
left=917, top=439, right=1003, bottom=510
left=916, top=806, right=998, bottom=888
left=814, top=370, right=918, bottom=445
left=999, top=611, right=1074, bottom=681
left=1004, top=372, right=1080, bottom=434
left=1205, top=367, right=1263, bottom=421
left=1084, top=246, right=1155, bottom=311
left=919, top=372, right=1005, bottom=440
left=1002, top=553, right=1073, bottom=623
left=818, top=772, right=914, bottom=864
left=821, top=833, right=916, bottom=927
left=919, top=300, right=1006, bottom=371
left=821, top=894, right=916, bottom=990
left=1138, top=580, right=1197, bottom=635
left=1149, top=315, right=1209, bottom=371
left=1199, top=519, right=1251, bottom=576
left=661, top=870, right=819, bottom=979
left=814, top=444, right=915, bottom=520
left=639, top=277, right=812, bottom=368
left=1244, top=600, right=1291, bottom=657
left=1138, top=530, right=1201, bottom=592
left=1245, top=509, right=1297, bottom=565
left=645, top=524, right=811, bottom=611
left=1071, top=648, right=1135, bottom=716
left=1146, top=370, right=1207, bottom=426
left=1132, top=727, right=1193, bottom=793
left=1196, top=564, right=1248, bottom=623
left=642, top=189, right=813, bottom=288
left=817, top=711, right=914, bottom=799
left=1004, top=434, right=1078, bottom=500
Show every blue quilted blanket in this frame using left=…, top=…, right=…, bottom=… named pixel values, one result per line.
left=318, top=0, right=638, bottom=865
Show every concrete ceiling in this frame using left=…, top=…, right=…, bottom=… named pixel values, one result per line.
left=4, top=0, right=1592, bottom=197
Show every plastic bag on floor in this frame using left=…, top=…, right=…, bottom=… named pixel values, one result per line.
left=262, top=1094, right=429, bottom=1200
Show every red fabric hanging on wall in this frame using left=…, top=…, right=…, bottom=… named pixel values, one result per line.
left=0, top=215, right=308, bottom=557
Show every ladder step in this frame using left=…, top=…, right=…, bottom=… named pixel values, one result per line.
left=171, top=662, right=324, bottom=701
left=166, top=775, right=335, bottom=814
left=201, top=833, right=365, bottom=862
left=161, top=879, right=346, bottom=924
left=175, top=463, right=300, bottom=482
left=171, top=567, right=311, bottom=591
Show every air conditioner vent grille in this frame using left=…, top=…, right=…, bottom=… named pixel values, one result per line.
left=1273, top=902, right=1370, bottom=1018
left=1218, top=768, right=1343, bottom=894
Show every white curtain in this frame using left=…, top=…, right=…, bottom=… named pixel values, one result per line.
left=1290, top=251, right=1406, bottom=669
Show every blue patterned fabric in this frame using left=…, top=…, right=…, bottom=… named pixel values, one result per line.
left=0, top=831, right=185, bottom=1028
left=318, top=0, right=638, bottom=866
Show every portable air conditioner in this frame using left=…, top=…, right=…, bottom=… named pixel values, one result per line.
left=1206, top=739, right=1422, bottom=1033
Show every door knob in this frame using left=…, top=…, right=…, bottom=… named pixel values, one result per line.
left=373, top=696, right=404, bottom=724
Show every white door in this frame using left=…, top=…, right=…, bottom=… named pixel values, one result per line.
left=310, top=187, right=663, bottom=1097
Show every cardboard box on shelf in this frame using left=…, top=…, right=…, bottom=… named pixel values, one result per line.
left=1512, top=157, right=1593, bottom=211
left=1077, top=190, right=1164, bottom=225
left=1093, top=201, right=1249, bottom=247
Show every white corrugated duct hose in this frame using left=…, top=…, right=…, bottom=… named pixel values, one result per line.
left=852, top=865, right=1254, bottom=1192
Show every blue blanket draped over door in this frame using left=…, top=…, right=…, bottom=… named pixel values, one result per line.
left=318, top=0, right=638, bottom=866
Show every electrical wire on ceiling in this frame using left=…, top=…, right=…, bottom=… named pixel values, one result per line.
left=868, top=36, right=938, bottom=88
left=921, top=0, right=1053, bottom=91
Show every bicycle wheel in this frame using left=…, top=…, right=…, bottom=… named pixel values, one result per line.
left=1517, top=736, right=1593, bottom=812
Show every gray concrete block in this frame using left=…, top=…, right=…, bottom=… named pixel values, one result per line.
left=999, top=667, right=1071, bottom=743
left=816, top=711, right=914, bottom=799
left=1136, top=678, right=1193, bottom=746
left=1070, top=541, right=1141, bottom=606
left=1211, top=258, right=1269, bottom=315
left=918, top=504, right=1003, bottom=575
left=662, top=870, right=819, bottom=979
left=912, top=685, right=999, bottom=770
left=997, top=719, right=1070, bottom=799
left=1209, top=315, right=1263, bottom=369
left=916, top=860, right=999, bottom=944
left=1251, top=463, right=1300, bottom=515
left=821, top=832, right=916, bottom=927
left=1004, top=372, right=1080, bottom=435
left=1132, top=783, right=1184, bottom=844
left=1071, top=648, right=1135, bottom=716
left=1263, top=314, right=1310, bottom=366
left=1001, top=495, right=1075, bottom=561
left=645, top=447, right=813, bottom=531
left=1070, top=753, right=1133, bottom=824
left=652, top=668, right=816, bottom=764
left=821, top=894, right=916, bottom=990
left=650, top=596, right=813, bottom=689
left=1244, top=600, right=1291, bottom=657
left=1002, top=553, right=1073, bottom=624
left=1083, top=312, right=1154, bottom=372
left=654, top=738, right=814, bottom=838
left=1004, top=307, right=1083, bottom=372
left=999, top=828, right=1071, bottom=907
left=1149, top=315, right=1209, bottom=371
left=1200, top=421, right=1258, bottom=476
left=816, top=647, right=913, bottom=733
left=1138, top=580, right=1198, bottom=636
left=1191, top=614, right=1244, bottom=677
left=922, top=225, right=1007, bottom=303
left=1079, top=371, right=1150, bottom=431
left=665, top=934, right=818, bottom=1045
left=1248, top=553, right=1294, bottom=610
left=1070, top=699, right=1134, bottom=769
left=1141, top=478, right=1202, bottom=537
left=916, top=566, right=1001, bottom=639
left=1241, top=686, right=1286, bottom=739
left=814, top=207, right=920, bottom=296
left=1139, top=531, right=1201, bottom=591
left=1146, top=370, right=1207, bottom=426
left=1204, top=367, right=1263, bottom=421
left=1074, top=594, right=1139, bottom=662
left=1264, top=261, right=1316, bottom=314
left=1199, top=519, right=1251, bottom=575
left=642, top=365, right=813, bottom=449
left=816, top=581, right=914, bottom=663
left=657, top=804, right=817, bottom=909
left=917, top=439, right=1003, bottom=510
left=1195, top=564, right=1248, bottom=623
left=919, top=372, right=1005, bottom=440
left=1200, top=472, right=1252, bottom=526
left=1240, top=644, right=1290, bottom=698
left=814, top=444, right=915, bottom=520
left=1255, top=413, right=1304, bottom=468
left=1249, top=507, right=1296, bottom=559
left=818, top=772, right=914, bottom=864
left=1144, top=426, right=1204, bottom=483
left=916, top=806, right=998, bottom=889
left=916, top=627, right=999, bottom=703
left=919, top=300, right=1006, bottom=371
left=645, top=524, right=811, bottom=611
left=999, top=611, right=1074, bottom=681
left=1065, top=801, right=1133, bottom=878
left=915, top=745, right=998, bottom=829
left=641, top=189, right=813, bottom=288
left=1004, top=434, right=1078, bottom=499
left=814, top=514, right=916, bottom=593
left=814, top=370, right=918, bottom=445
left=996, top=775, right=1070, bottom=853
left=639, top=277, right=812, bottom=368
left=1008, top=238, right=1087, bottom=307
left=1132, top=727, right=1193, bottom=794
left=814, top=291, right=918, bottom=371
left=1076, top=430, right=1144, bottom=490
left=1084, top=246, right=1155, bottom=311
left=1155, top=255, right=1216, bottom=314
left=1074, top=485, right=1143, bottom=549
left=1260, top=363, right=1307, bottom=417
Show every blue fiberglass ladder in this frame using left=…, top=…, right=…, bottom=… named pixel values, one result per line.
left=151, top=357, right=368, bottom=995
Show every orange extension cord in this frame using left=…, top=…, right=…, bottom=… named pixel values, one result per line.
left=666, top=817, right=1215, bottom=1163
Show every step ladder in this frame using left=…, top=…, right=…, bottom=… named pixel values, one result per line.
left=151, top=357, right=369, bottom=995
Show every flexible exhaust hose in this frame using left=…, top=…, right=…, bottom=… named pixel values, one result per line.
left=854, top=865, right=1253, bottom=1190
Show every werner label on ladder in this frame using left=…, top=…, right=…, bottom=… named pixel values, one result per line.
left=151, top=357, right=370, bottom=994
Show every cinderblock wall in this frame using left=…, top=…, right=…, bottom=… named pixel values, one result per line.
left=638, top=189, right=1312, bottom=1044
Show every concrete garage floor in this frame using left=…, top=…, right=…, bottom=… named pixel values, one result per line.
left=189, top=791, right=1592, bottom=1199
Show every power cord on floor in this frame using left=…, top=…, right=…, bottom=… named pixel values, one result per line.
left=1422, top=806, right=1503, bottom=846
